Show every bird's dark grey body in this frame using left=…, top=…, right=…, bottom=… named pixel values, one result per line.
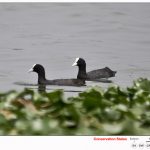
left=41, top=78, right=85, bottom=86
left=87, top=67, right=116, bottom=79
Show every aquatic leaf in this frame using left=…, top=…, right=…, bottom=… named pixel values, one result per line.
left=0, top=109, right=17, bottom=120
left=0, top=78, right=150, bottom=135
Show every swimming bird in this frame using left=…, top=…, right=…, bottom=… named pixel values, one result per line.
left=28, top=64, right=85, bottom=86
left=72, top=58, right=116, bottom=81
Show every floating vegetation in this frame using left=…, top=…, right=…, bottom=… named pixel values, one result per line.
left=0, top=78, right=150, bottom=135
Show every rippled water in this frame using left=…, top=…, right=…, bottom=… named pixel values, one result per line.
left=0, top=3, right=150, bottom=96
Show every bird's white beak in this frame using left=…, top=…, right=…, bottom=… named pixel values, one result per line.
left=72, top=58, right=79, bottom=66
left=72, top=62, right=77, bottom=66
left=28, top=64, right=36, bottom=73
left=28, top=68, right=33, bottom=73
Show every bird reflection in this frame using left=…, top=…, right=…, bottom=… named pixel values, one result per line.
left=38, top=84, right=46, bottom=93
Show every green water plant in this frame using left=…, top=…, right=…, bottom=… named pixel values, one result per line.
left=0, top=78, right=150, bottom=135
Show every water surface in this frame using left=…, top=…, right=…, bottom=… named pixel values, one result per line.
left=0, top=3, right=150, bottom=96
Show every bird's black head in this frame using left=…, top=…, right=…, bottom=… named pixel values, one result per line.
left=72, top=58, right=87, bottom=79
left=29, top=64, right=45, bottom=74
left=28, top=64, right=46, bottom=83
left=72, top=58, right=86, bottom=67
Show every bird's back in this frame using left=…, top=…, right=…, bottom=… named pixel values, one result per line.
left=45, top=79, right=86, bottom=86
left=87, top=67, right=116, bottom=79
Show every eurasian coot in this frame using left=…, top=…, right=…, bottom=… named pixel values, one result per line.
left=29, top=64, right=85, bottom=86
left=72, top=58, right=116, bottom=80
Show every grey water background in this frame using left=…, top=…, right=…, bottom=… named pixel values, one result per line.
left=0, top=3, right=150, bottom=96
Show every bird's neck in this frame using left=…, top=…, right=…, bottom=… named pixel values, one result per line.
left=77, top=64, right=87, bottom=79
left=38, top=72, right=46, bottom=84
